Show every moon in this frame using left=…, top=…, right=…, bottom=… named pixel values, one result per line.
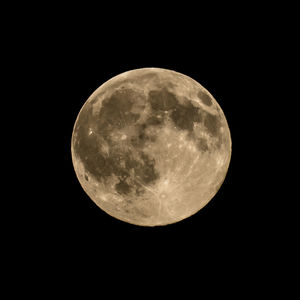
left=71, top=68, right=231, bottom=226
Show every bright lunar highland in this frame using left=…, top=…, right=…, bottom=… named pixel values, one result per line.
left=71, top=68, right=231, bottom=226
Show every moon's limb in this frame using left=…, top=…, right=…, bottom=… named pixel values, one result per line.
left=71, top=68, right=231, bottom=226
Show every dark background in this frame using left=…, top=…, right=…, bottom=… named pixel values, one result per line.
left=7, top=4, right=287, bottom=294
left=40, top=26, right=257, bottom=250
left=47, top=31, right=262, bottom=267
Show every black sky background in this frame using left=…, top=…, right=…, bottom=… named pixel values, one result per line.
left=47, top=32, right=264, bottom=266
left=6, top=4, right=287, bottom=294
left=42, top=29, right=254, bottom=246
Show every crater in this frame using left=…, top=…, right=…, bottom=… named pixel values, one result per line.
left=160, top=193, right=167, bottom=199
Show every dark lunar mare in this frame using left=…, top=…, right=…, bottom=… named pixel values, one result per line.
left=73, top=85, right=222, bottom=198
left=148, top=88, right=203, bottom=134
left=73, top=88, right=160, bottom=197
left=147, top=87, right=222, bottom=152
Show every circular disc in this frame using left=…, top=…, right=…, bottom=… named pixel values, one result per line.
left=71, top=68, right=231, bottom=226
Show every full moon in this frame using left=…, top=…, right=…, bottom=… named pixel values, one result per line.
left=71, top=68, right=231, bottom=226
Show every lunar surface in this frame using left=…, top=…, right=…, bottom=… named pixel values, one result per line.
left=71, top=68, right=231, bottom=226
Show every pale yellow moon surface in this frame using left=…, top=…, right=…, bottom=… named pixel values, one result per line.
left=71, top=68, right=231, bottom=226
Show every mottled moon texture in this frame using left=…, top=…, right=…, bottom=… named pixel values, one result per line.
left=71, top=68, right=231, bottom=226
